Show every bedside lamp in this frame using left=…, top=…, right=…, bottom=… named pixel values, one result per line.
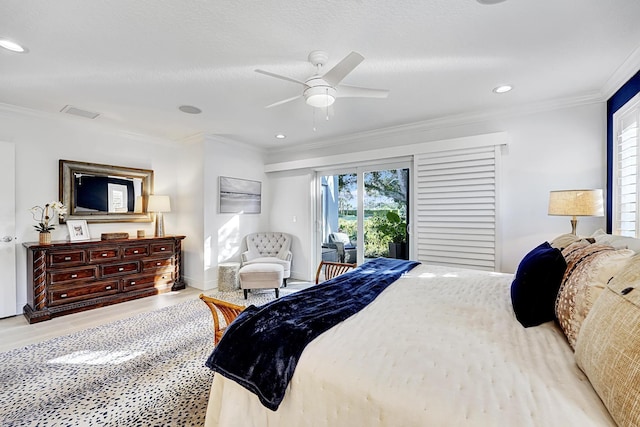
left=548, top=189, right=604, bottom=235
left=147, top=195, right=171, bottom=237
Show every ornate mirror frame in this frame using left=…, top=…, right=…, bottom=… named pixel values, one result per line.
left=59, top=159, right=154, bottom=223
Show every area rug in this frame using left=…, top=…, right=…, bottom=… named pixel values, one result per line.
left=0, top=287, right=303, bottom=426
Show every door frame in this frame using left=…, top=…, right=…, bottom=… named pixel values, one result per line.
left=314, top=159, right=412, bottom=267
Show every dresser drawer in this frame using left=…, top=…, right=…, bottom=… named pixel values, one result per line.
left=89, top=247, right=120, bottom=262
left=49, top=250, right=85, bottom=267
left=123, top=245, right=149, bottom=258
left=142, top=257, right=174, bottom=272
left=101, top=261, right=139, bottom=277
left=150, top=242, right=174, bottom=255
left=49, top=266, right=97, bottom=284
left=49, top=280, right=119, bottom=306
left=123, top=273, right=174, bottom=291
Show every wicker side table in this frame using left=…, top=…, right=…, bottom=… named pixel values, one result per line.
left=218, top=262, right=241, bottom=292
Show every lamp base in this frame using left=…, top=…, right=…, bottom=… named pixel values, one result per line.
left=155, top=212, right=165, bottom=237
left=570, top=216, right=577, bottom=235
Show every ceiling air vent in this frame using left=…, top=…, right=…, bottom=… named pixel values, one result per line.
left=60, top=105, right=100, bottom=119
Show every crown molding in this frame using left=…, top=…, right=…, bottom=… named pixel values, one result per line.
left=0, top=102, right=183, bottom=147
left=271, top=92, right=604, bottom=155
left=600, top=46, right=640, bottom=100
left=202, top=133, right=266, bottom=153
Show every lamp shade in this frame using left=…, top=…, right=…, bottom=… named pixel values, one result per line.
left=147, top=195, right=171, bottom=213
left=548, top=189, right=604, bottom=217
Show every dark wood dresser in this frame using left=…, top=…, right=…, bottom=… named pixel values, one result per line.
left=23, top=235, right=185, bottom=323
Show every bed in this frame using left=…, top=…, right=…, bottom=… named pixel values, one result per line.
left=204, top=233, right=640, bottom=426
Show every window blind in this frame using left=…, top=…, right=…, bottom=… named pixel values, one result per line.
left=414, top=145, right=499, bottom=271
left=614, top=102, right=639, bottom=237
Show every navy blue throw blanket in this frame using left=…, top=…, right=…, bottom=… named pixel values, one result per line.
left=205, top=257, right=420, bottom=411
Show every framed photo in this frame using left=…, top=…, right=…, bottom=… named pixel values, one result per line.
left=219, top=176, right=262, bottom=214
left=67, top=220, right=91, bottom=241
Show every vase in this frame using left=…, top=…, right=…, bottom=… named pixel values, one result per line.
left=39, top=232, right=52, bottom=245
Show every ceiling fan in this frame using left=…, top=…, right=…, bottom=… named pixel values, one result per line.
left=255, top=51, right=389, bottom=109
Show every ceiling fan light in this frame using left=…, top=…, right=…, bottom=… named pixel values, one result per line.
left=304, top=85, right=337, bottom=108
left=306, top=94, right=336, bottom=108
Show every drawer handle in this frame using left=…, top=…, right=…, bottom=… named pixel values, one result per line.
left=162, top=275, right=167, bottom=279
left=102, top=253, right=108, bottom=257
left=134, top=250, right=139, bottom=254
left=105, top=286, right=112, bottom=290
left=130, top=281, right=136, bottom=285
left=160, top=247, right=166, bottom=251
left=71, top=274, right=78, bottom=278
left=118, top=267, right=124, bottom=271
left=64, top=256, right=71, bottom=261
left=60, top=293, right=67, bottom=298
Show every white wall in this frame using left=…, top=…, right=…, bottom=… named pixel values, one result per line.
left=202, top=136, right=269, bottom=290
left=266, top=101, right=607, bottom=277
left=175, top=135, right=205, bottom=289
left=0, top=106, right=195, bottom=315
left=267, top=170, right=315, bottom=280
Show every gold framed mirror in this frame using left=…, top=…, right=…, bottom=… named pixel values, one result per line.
left=59, top=159, right=154, bottom=223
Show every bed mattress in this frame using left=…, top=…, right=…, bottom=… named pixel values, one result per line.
left=205, top=264, right=615, bottom=426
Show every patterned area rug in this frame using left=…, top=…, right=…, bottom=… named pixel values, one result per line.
left=0, top=286, right=305, bottom=426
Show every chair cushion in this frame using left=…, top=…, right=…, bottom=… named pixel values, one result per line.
left=239, top=263, right=284, bottom=289
left=329, top=232, right=351, bottom=245
left=245, top=232, right=292, bottom=260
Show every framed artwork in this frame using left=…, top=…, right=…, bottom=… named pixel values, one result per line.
left=67, top=219, right=91, bottom=241
left=219, top=176, right=262, bottom=214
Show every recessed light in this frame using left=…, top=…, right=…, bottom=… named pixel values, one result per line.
left=178, top=105, right=202, bottom=114
left=275, top=134, right=286, bottom=139
left=477, top=0, right=508, bottom=4
left=0, top=38, right=27, bottom=53
left=493, top=85, right=513, bottom=94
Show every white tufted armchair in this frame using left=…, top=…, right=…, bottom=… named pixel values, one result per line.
left=241, top=232, right=293, bottom=285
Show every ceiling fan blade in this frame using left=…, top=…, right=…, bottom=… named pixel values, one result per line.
left=255, top=69, right=309, bottom=87
left=322, top=51, right=365, bottom=86
left=265, top=94, right=302, bottom=108
left=336, top=84, right=389, bottom=98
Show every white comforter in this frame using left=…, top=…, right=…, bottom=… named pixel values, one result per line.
left=205, top=264, right=615, bottom=426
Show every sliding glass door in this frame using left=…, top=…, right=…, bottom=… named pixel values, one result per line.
left=318, top=162, right=410, bottom=266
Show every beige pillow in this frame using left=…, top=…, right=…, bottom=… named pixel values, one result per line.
left=555, top=243, right=634, bottom=349
left=550, top=233, right=583, bottom=250
left=575, top=258, right=640, bottom=427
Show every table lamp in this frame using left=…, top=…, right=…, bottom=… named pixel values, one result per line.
left=548, top=189, right=604, bottom=235
left=147, top=195, right=171, bottom=237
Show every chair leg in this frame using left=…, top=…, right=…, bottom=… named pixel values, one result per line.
left=283, top=278, right=287, bottom=287
left=243, top=289, right=248, bottom=299
left=275, top=288, right=279, bottom=298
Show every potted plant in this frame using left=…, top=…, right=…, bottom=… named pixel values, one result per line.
left=30, top=201, right=66, bottom=244
left=374, top=211, right=407, bottom=259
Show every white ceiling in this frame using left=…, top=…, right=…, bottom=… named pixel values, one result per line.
left=2, top=0, right=640, bottom=149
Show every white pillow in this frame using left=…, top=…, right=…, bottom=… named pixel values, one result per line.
left=591, top=229, right=640, bottom=253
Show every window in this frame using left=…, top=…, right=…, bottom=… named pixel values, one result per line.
left=612, top=95, right=640, bottom=236
left=608, top=70, right=640, bottom=235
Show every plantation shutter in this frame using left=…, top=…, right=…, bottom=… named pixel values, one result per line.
left=613, top=98, right=640, bottom=237
left=414, top=145, right=499, bottom=271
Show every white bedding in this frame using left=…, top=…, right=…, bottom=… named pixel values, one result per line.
left=205, top=264, right=615, bottom=426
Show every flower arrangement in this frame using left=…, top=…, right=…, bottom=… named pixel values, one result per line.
left=30, top=201, right=67, bottom=233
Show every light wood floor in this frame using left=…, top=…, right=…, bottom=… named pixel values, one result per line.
left=0, top=286, right=203, bottom=353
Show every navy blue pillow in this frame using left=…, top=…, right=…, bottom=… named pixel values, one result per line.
left=511, top=242, right=567, bottom=327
